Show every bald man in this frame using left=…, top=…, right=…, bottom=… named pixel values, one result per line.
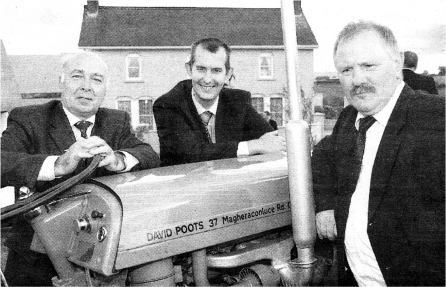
left=1, top=51, right=159, bottom=286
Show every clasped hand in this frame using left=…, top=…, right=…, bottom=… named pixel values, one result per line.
left=316, top=209, right=337, bottom=241
left=247, top=131, right=287, bottom=155
left=54, top=136, right=125, bottom=176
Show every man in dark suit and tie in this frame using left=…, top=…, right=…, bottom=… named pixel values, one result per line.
left=153, top=38, right=286, bottom=166
left=1, top=51, right=160, bottom=286
left=313, top=21, right=444, bottom=286
left=402, top=50, right=438, bottom=94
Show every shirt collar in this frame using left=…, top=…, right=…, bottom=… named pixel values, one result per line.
left=355, top=81, right=404, bottom=129
left=191, top=88, right=219, bottom=115
left=62, top=106, right=96, bottom=127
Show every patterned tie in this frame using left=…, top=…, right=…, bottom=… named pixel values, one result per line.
left=74, top=121, right=92, bottom=139
left=200, top=111, right=213, bottom=143
left=200, top=111, right=212, bottom=126
left=352, top=116, right=376, bottom=184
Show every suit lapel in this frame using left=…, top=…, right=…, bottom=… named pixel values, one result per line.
left=180, top=82, right=210, bottom=140
left=336, top=108, right=359, bottom=195
left=92, top=108, right=106, bottom=140
left=215, top=91, right=230, bottom=143
left=49, top=102, right=76, bottom=154
left=368, top=87, right=410, bottom=221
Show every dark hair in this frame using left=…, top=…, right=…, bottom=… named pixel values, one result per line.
left=333, top=20, right=400, bottom=59
left=403, top=51, right=418, bottom=69
left=187, top=38, right=231, bottom=72
left=264, top=111, right=271, bottom=116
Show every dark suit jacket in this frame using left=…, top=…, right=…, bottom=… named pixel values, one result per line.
left=1, top=100, right=160, bottom=255
left=403, top=69, right=438, bottom=95
left=269, top=119, right=278, bottom=130
left=153, top=80, right=273, bottom=166
left=312, top=85, right=445, bottom=286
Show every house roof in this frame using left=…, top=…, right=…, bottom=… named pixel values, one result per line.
left=79, top=4, right=318, bottom=48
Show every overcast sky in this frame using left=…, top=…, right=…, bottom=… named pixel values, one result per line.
left=0, top=0, right=444, bottom=73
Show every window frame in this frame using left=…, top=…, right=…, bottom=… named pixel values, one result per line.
left=269, top=96, right=284, bottom=126
left=258, top=53, right=274, bottom=80
left=138, top=98, right=155, bottom=130
left=116, top=98, right=132, bottom=118
left=125, top=54, right=142, bottom=81
left=251, top=95, right=265, bottom=113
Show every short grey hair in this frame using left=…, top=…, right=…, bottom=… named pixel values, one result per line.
left=333, top=20, right=400, bottom=59
left=60, top=51, right=109, bottom=86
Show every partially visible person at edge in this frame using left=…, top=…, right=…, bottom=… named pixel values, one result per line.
left=1, top=51, right=160, bottom=286
left=262, top=111, right=278, bottom=130
left=312, top=20, right=444, bottom=286
left=153, top=38, right=286, bottom=166
left=402, top=50, right=438, bottom=95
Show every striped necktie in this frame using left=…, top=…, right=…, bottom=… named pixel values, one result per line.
left=200, top=111, right=213, bottom=143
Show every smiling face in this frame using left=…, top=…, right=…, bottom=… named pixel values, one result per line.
left=60, top=53, right=108, bottom=119
left=186, top=45, right=232, bottom=109
left=334, top=30, right=402, bottom=116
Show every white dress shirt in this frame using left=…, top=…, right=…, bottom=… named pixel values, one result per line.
left=38, top=107, right=138, bottom=181
left=344, top=81, right=404, bottom=287
left=191, top=89, right=249, bottom=156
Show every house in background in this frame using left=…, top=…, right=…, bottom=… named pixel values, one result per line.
left=1, top=40, right=22, bottom=133
left=78, top=0, right=318, bottom=131
left=8, top=55, right=64, bottom=102
left=1, top=52, right=66, bottom=133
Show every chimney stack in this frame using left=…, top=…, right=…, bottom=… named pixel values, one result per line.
left=87, top=0, right=99, bottom=18
left=294, top=0, right=302, bottom=16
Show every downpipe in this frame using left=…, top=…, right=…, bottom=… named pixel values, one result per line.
left=192, top=249, right=210, bottom=286
left=281, top=120, right=317, bottom=286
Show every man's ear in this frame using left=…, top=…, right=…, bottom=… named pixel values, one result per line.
left=225, top=68, right=233, bottom=83
left=59, top=74, right=64, bottom=89
left=185, top=63, right=192, bottom=78
left=393, top=53, right=404, bottom=79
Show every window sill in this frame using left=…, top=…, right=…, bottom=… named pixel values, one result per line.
left=257, top=77, right=276, bottom=81
left=125, top=80, right=144, bottom=83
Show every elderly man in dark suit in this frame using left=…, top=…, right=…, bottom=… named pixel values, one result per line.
left=402, top=50, right=438, bottom=94
left=154, top=38, right=286, bottom=166
left=313, top=21, right=444, bottom=286
left=1, top=51, right=160, bottom=286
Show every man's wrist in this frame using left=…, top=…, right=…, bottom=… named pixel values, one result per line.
left=237, top=141, right=250, bottom=157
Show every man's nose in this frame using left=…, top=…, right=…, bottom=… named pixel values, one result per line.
left=352, top=67, right=367, bottom=86
left=202, top=70, right=212, bottom=83
left=81, top=78, right=92, bottom=90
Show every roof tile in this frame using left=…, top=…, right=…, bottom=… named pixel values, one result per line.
left=79, top=6, right=318, bottom=47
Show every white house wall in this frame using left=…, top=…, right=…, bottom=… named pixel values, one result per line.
left=94, top=48, right=314, bottom=128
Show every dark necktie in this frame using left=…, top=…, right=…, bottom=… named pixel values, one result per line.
left=74, top=121, right=92, bottom=139
left=352, top=116, right=376, bottom=184
left=200, top=111, right=213, bottom=143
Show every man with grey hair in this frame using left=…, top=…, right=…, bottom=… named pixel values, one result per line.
left=403, top=50, right=438, bottom=94
left=1, top=51, right=160, bottom=286
left=312, top=20, right=444, bottom=286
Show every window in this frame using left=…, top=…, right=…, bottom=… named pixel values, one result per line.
left=259, top=54, right=274, bottom=79
left=117, top=100, right=132, bottom=118
left=270, top=97, right=283, bottom=126
left=139, top=99, right=154, bottom=129
left=126, top=54, right=142, bottom=81
left=251, top=97, right=264, bottom=113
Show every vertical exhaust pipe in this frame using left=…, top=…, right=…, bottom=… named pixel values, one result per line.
left=280, top=0, right=317, bottom=285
